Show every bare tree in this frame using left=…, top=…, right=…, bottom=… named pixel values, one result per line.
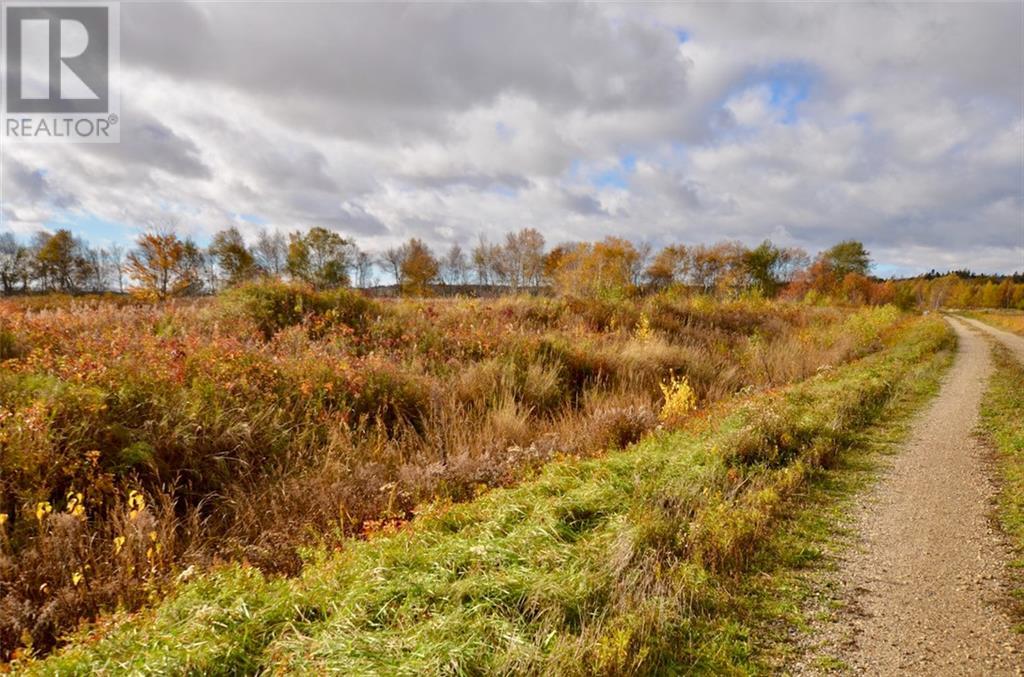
left=630, top=241, right=652, bottom=286
left=471, top=236, right=503, bottom=286
left=85, top=246, right=105, bottom=292
left=381, top=244, right=410, bottom=287
left=354, top=249, right=375, bottom=288
left=103, top=244, right=126, bottom=293
left=500, top=228, right=545, bottom=291
left=254, top=229, right=287, bottom=276
left=441, top=243, right=468, bottom=285
left=0, top=233, right=29, bottom=295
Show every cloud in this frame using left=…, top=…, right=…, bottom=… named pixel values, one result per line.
left=5, top=158, right=78, bottom=210
left=0, top=2, right=1021, bottom=274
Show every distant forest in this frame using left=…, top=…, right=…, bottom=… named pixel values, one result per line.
left=1, top=226, right=1021, bottom=309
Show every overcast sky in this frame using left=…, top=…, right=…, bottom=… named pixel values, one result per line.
left=2, top=1, right=1022, bottom=275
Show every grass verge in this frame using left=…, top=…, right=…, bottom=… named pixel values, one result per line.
left=979, top=344, right=1024, bottom=624
left=22, top=316, right=954, bottom=675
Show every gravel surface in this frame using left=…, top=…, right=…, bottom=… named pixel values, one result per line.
left=791, top=316, right=1023, bottom=675
left=960, top=315, right=1024, bottom=363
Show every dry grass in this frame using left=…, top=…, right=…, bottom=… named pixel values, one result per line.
left=0, top=284, right=900, bottom=658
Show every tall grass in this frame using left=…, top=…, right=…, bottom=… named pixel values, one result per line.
left=24, top=314, right=951, bottom=674
left=0, top=284, right=902, bottom=658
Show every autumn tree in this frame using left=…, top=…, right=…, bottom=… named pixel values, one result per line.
left=552, top=237, right=640, bottom=298
left=33, top=229, right=94, bottom=293
left=978, top=281, right=1003, bottom=308
left=400, top=238, right=439, bottom=296
left=542, top=244, right=572, bottom=287
left=996, top=279, right=1014, bottom=308
left=822, top=240, right=871, bottom=279
left=125, top=227, right=201, bottom=299
left=287, top=227, right=354, bottom=289
left=1012, top=283, right=1024, bottom=310
left=209, top=226, right=259, bottom=287
left=645, top=244, right=688, bottom=290
left=840, top=272, right=875, bottom=305
left=742, top=240, right=808, bottom=297
left=687, top=241, right=747, bottom=295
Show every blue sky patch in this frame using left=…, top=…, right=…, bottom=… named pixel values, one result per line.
left=591, top=153, right=637, bottom=189
left=236, top=213, right=269, bottom=226
left=763, top=63, right=816, bottom=124
left=46, top=212, right=135, bottom=247
left=723, top=61, right=818, bottom=127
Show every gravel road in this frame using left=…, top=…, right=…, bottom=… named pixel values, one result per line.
left=960, top=315, right=1024, bottom=363
left=792, top=316, right=1023, bottom=675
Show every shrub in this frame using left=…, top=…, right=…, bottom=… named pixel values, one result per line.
left=314, top=287, right=377, bottom=333
left=352, top=367, right=431, bottom=433
left=0, top=326, right=22, bottom=361
left=658, top=375, right=697, bottom=427
left=223, top=280, right=319, bottom=339
left=223, top=281, right=376, bottom=340
left=583, top=404, right=657, bottom=451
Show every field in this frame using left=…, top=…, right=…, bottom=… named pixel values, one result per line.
left=1, top=286, right=930, bottom=664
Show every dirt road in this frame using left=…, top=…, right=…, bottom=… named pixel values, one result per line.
left=794, top=316, right=1023, bottom=674
left=960, top=315, right=1024, bottom=363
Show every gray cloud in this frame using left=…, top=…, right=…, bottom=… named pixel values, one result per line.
left=85, top=109, right=211, bottom=180
left=564, top=191, right=610, bottom=217
left=4, top=157, right=78, bottom=210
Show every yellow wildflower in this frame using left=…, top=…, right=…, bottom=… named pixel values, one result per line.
left=127, top=490, right=145, bottom=520
left=634, top=313, right=654, bottom=342
left=66, top=491, right=85, bottom=518
left=35, top=501, right=52, bottom=523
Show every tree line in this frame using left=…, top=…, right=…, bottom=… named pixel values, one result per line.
left=1, top=223, right=1020, bottom=307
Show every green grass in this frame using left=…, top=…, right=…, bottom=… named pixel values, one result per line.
left=22, top=317, right=954, bottom=675
left=979, top=344, right=1024, bottom=623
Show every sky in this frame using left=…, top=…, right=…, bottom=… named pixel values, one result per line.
left=1, top=1, right=1022, bottom=276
